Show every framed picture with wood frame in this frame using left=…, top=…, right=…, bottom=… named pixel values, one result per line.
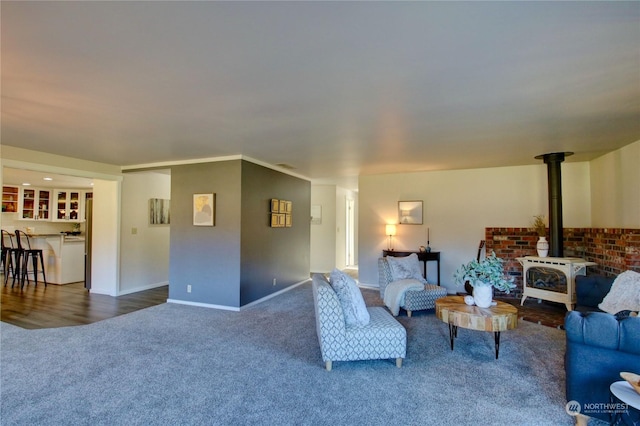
left=271, top=213, right=280, bottom=227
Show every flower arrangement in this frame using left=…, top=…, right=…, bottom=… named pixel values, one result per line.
left=454, top=251, right=515, bottom=293
left=530, top=214, right=547, bottom=237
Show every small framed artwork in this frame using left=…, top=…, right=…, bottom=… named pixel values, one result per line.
left=271, top=213, right=286, bottom=227
left=271, top=214, right=280, bottom=227
left=149, top=198, right=170, bottom=225
left=311, top=205, right=322, bottom=225
left=193, top=193, right=215, bottom=226
left=398, top=200, right=423, bottom=225
left=270, top=198, right=293, bottom=228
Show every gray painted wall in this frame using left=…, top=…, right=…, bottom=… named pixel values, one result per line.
left=169, top=159, right=310, bottom=308
left=169, top=161, right=242, bottom=307
left=240, top=161, right=310, bottom=305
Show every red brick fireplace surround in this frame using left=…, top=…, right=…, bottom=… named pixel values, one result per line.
left=485, top=227, right=640, bottom=300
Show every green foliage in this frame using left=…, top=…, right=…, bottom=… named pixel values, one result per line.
left=454, top=251, right=516, bottom=293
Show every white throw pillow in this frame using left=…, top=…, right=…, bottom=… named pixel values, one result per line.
left=598, top=270, right=640, bottom=314
left=387, top=253, right=424, bottom=282
left=330, top=269, right=370, bottom=326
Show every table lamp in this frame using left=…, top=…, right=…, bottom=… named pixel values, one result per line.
left=385, top=224, right=396, bottom=250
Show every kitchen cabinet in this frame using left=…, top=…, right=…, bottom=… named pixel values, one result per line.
left=53, top=189, right=85, bottom=222
left=2, top=185, right=19, bottom=213
left=18, top=188, right=52, bottom=220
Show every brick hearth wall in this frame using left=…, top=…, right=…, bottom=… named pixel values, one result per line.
left=485, top=227, right=640, bottom=300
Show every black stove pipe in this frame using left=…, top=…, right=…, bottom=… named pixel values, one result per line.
left=535, top=152, right=573, bottom=258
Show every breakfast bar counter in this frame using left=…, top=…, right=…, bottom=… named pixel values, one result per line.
left=28, top=234, right=85, bottom=284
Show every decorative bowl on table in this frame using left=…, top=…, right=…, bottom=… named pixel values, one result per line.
left=620, top=372, right=640, bottom=394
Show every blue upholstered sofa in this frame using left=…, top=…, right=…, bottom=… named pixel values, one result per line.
left=565, top=275, right=640, bottom=424
left=311, top=273, right=406, bottom=371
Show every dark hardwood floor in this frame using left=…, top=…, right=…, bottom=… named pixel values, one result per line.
left=1, top=277, right=168, bottom=329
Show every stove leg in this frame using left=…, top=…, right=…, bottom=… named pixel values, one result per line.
left=520, top=294, right=527, bottom=306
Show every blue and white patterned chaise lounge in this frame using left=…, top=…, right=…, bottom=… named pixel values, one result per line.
left=311, top=274, right=406, bottom=371
left=378, top=257, right=448, bottom=317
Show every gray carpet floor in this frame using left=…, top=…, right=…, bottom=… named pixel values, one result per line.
left=1, top=282, right=603, bottom=425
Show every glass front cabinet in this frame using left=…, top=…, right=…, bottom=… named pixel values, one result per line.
left=2, top=185, right=19, bottom=213
left=19, top=188, right=52, bottom=220
left=53, top=189, right=84, bottom=222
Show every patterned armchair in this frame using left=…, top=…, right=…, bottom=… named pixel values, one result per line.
left=378, top=257, right=448, bottom=317
left=311, top=274, right=406, bottom=371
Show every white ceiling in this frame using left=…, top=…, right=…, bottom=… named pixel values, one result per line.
left=2, top=1, right=639, bottom=190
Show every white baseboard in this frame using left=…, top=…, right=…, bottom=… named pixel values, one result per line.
left=358, top=282, right=379, bottom=290
left=239, top=278, right=310, bottom=310
left=167, top=278, right=311, bottom=312
left=167, top=299, right=240, bottom=312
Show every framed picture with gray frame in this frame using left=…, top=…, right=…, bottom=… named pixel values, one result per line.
left=398, top=200, right=423, bottom=225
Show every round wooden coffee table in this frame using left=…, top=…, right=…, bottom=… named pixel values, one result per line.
left=435, top=296, right=518, bottom=359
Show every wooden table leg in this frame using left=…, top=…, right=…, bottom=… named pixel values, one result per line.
left=494, top=331, right=501, bottom=359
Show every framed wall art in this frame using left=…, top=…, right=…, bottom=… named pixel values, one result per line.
left=270, top=198, right=292, bottom=228
left=311, top=205, right=322, bottom=225
left=149, top=198, right=170, bottom=225
left=193, top=193, right=215, bottom=226
left=398, top=200, right=423, bottom=225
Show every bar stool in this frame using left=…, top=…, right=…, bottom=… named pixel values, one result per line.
left=2, top=230, right=20, bottom=287
left=15, top=230, right=47, bottom=288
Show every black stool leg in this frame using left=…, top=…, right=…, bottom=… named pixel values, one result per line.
left=5, top=251, right=15, bottom=286
left=31, top=252, right=39, bottom=287
left=11, top=252, right=20, bottom=288
left=21, top=253, right=30, bottom=289
left=38, top=251, right=47, bottom=287
left=2, top=250, right=8, bottom=286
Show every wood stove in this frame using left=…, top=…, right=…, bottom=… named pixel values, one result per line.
left=517, top=256, right=596, bottom=311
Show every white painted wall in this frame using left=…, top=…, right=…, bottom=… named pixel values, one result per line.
left=590, top=140, right=640, bottom=228
left=0, top=146, right=121, bottom=177
left=310, top=185, right=336, bottom=273
left=90, top=179, right=121, bottom=296
left=119, top=172, right=171, bottom=295
left=358, top=162, right=592, bottom=293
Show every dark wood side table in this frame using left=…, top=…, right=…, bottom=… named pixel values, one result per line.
left=382, top=250, right=441, bottom=286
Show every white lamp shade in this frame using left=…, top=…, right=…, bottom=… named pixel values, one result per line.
left=385, top=224, right=397, bottom=236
